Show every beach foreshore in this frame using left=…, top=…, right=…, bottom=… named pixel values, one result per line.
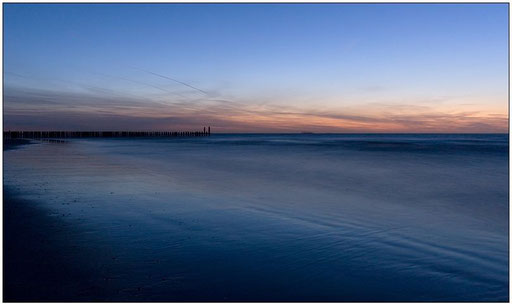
left=3, top=187, right=109, bottom=302
left=4, top=140, right=105, bottom=301
left=2, top=134, right=509, bottom=301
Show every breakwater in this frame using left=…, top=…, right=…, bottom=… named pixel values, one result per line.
left=4, top=127, right=211, bottom=139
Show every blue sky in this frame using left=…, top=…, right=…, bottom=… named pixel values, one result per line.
left=4, top=3, right=509, bottom=132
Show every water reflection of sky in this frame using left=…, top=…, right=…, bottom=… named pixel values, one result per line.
left=4, top=134, right=508, bottom=301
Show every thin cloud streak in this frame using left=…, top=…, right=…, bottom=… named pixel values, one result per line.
left=135, top=68, right=210, bottom=96
left=94, top=72, right=188, bottom=99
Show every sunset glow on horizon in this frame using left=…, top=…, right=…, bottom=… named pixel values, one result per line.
left=4, top=3, right=508, bottom=133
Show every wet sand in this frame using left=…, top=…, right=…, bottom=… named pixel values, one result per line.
left=3, top=187, right=112, bottom=302
left=3, top=140, right=74, bottom=300
left=3, top=134, right=508, bottom=301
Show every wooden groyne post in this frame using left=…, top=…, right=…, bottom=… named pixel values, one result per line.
left=4, top=127, right=212, bottom=139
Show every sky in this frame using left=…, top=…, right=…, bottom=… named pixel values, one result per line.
left=3, top=3, right=509, bottom=133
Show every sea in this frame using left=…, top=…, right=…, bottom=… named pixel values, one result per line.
left=3, top=133, right=509, bottom=301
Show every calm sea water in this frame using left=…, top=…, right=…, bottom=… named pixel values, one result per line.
left=4, top=134, right=509, bottom=301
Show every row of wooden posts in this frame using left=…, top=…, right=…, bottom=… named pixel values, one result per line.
left=4, top=127, right=211, bottom=139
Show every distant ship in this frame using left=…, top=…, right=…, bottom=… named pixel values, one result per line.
left=300, top=132, right=315, bottom=134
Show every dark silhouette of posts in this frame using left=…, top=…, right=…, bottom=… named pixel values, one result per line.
left=3, top=128, right=212, bottom=139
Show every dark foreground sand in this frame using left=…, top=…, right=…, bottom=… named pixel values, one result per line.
left=3, top=188, right=111, bottom=301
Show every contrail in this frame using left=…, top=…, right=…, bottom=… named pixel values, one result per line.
left=135, top=68, right=209, bottom=96
left=95, top=72, right=187, bottom=98
left=5, top=71, right=28, bottom=78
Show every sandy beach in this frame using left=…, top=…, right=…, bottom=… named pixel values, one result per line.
left=3, top=134, right=509, bottom=301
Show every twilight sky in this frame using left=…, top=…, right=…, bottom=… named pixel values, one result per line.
left=4, top=3, right=509, bottom=132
